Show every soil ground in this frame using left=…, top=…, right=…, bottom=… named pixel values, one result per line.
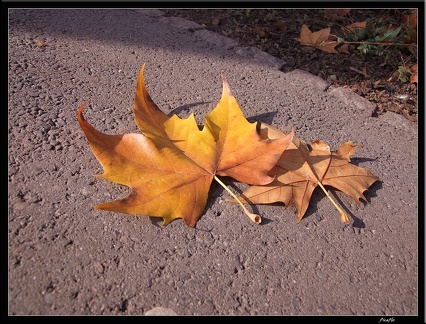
left=162, top=9, right=418, bottom=122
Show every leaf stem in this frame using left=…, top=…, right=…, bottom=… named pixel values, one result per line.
left=316, top=182, right=349, bottom=223
left=329, top=34, right=416, bottom=47
left=214, top=175, right=261, bottom=224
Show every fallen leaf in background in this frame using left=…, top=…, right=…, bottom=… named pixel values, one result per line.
left=324, top=9, right=351, bottom=21
left=295, top=24, right=339, bottom=53
left=402, top=11, right=417, bottom=43
left=255, top=26, right=269, bottom=38
left=410, top=64, right=418, bottom=83
left=212, top=17, right=220, bottom=26
left=272, top=20, right=287, bottom=32
left=402, top=11, right=417, bottom=29
left=337, top=43, right=351, bottom=54
left=341, top=21, right=367, bottom=34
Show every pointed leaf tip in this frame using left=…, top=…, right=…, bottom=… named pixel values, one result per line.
left=77, top=102, right=87, bottom=123
left=221, top=74, right=233, bottom=97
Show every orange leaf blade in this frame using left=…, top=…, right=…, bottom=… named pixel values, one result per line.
left=77, top=66, right=291, bottom=227
left=133, top=64, right=170, bottom=139
left=210, top=76, right=293, bottom=184
left=77, top=103, right=213, bottom=227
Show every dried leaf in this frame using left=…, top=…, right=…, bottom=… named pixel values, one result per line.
left=402, top=12, right=417, bottom=43
left=337, top=43, right=351, bottom=54
left=36, top=39, right=46, bottom=47
left=410, top=64, right=418, bottom=83
left=272, top=21, right=287, bottom=32
left=255, top=26, right=269, bottom=38
left=324, top=9, right=351, bottom=21
left=295, top=24, right=339, bottom=53
left=230, top=124, right=380, bottom=223
left=402, top=12, right=417, bottom=29
left=78, top=65, right=292, bottom=227
left=212, top=17, right=220, bottom=26
left=342, top=21, right=367, bottom=34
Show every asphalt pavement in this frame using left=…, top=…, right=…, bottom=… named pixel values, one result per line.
left=8, top=9, right=418, bottom=316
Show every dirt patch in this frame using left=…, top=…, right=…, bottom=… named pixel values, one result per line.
left=162, top=9, right=418, bottom=123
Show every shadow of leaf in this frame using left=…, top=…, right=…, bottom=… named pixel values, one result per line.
left=168, top=101, right=212, bottom=116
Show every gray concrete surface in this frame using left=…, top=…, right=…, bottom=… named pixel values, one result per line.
left=8, top=9, right=418, bottom=316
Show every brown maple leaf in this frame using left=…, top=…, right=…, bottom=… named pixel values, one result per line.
left=77, top=65, right=293, bottom=227
left=337, top=43, right=351, bottom=54
left=402, top=11, right=417, bottom=30
left=295, top=24, right=339, bottom=53
left=409, top=64, right=418, bottom=83
left=230, top=123, right=380, bottom=223
left=402, top=11, right=417, bottom=43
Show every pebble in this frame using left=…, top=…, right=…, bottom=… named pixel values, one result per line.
left=145, top=307, right=177, bottom=316
left=81, top=187, right=89, bottom=197
left=26, top=89, right=39, bottom=97
left=14, top=202, right=29, bottom=210
left=42, top=143, right=55, bottom=150
left=316, top=270, right=327, bottom=279
left=44, top=293, right=55, bottom=304
left=94, top=261, right=104, bottom=273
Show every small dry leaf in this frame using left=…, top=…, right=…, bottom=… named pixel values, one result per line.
left=36, top=39, right=46, bottom=47
left=324, top=9, right=351, bottom=21
left=342, top=21, right=367, bottom=34
left=402, top=12, right=417, bottom=29
left=295, top=25, right=339, bottom=53
left=212, top=17, right=220, bottom=26
left=255, top=26, right=269, bottom=38
left=272, top=21, right=287, bottom=32
left=409, top=64, right=418, bottom=83
left=402, top=12, right=417, bottom=43
left=337, top=43, right=351, bottom=54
